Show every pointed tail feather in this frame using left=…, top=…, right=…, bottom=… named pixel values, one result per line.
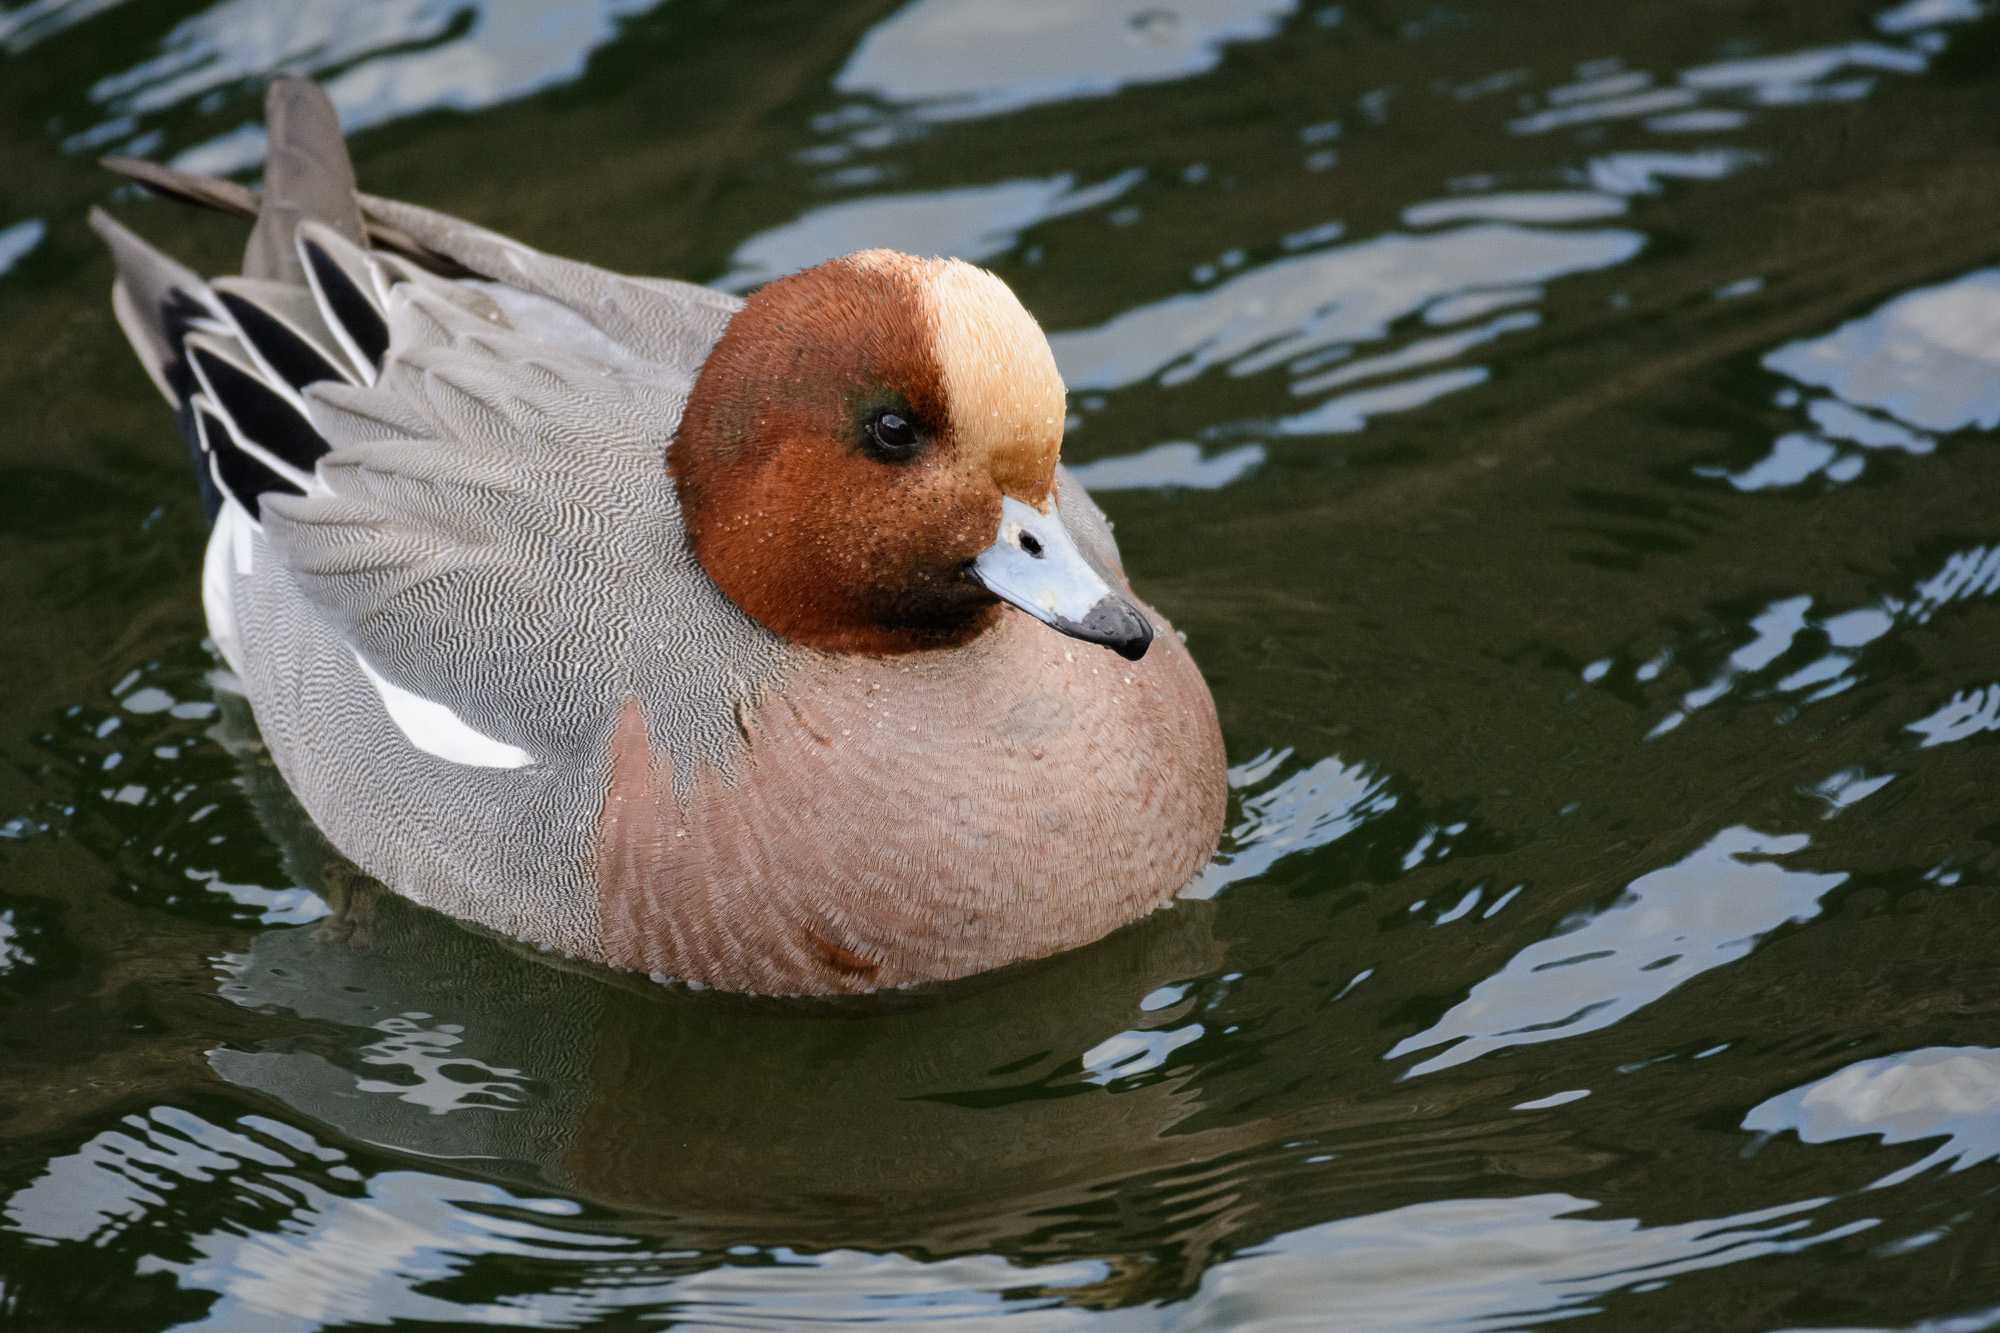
left=89, top=207, right=211, bottom=405
left=90, top=207, right=227, bottom=517
left=243, top=77, right=365, bottom=285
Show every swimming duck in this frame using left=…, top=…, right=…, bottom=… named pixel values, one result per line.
left=91, top=79, right=1226, bottom=995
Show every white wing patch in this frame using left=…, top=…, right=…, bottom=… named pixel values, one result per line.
left=201, top=500, right=255, bottom=675
left=353, top=651, right=535, bottom=770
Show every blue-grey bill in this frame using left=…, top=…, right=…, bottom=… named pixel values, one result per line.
left=971, top=496, right=1153, bottom=661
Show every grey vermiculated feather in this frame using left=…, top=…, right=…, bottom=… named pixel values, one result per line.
left=357, top=193, right=743, bottom=372
left=267, top=281, right=784, bottom=764
left=244, top=78, right=365, bottom=285
left=377, top=251, right=510, bottom=326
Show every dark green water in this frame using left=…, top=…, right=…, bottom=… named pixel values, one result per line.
left=5, top=0, right=2000, bottom=1327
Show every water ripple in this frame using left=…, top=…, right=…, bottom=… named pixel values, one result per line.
left=1747, top=1047, right=2000, bottom=1189
left=1388, top=828, right=1847, bottom=1077
left=835, top=0, right=1297, bottom=122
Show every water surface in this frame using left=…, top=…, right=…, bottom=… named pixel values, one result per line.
left=4, top=0, right=2000, bottom=1327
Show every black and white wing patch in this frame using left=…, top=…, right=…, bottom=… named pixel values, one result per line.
left=297, top=225, right=391, bottom=381
left=93, top=208, right=399, bottom=523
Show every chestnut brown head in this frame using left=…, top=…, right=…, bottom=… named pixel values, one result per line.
left=671, top=250, right=1151, bottom=660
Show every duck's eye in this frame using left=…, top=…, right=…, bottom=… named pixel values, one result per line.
left=863, top=409, right=923, bottom=461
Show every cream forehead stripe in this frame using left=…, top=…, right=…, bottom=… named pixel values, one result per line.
left=922, top=260, right=1066, bottom=501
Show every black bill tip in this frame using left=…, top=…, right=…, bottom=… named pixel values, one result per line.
left=1059, top=595, right=1154, bottom=661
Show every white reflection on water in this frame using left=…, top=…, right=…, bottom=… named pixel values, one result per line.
left=0, top=0, right=124, bottom=53
left=208, top=935, right=562, bottom=1163
left=1746, top=1047, right=2000, bottom=1189
left=1907, top=684, right=2000, bottom=749
left=1, top=1107, right=643, bottom=1331
left=1067, top=441, right=1265, bottom=492
left=640, top=1251, right=1111, bottom=1330
left=0, top=911, right=31, bottom=973
left=1277, top=367, right=1497, bottom=436
left=0, top=219, right=45, bottom=280
left=716, top=172, right=1141, bottom=291
left=1189, top=751, right=1397, bottom=898
left=77, top=0, right=660, bottom=174
left=7, top=1107, right=288, bottom=1247
left=1388, top=827, right=1847, bottom=1077
left=1627, top=543, right=2000, bottom=739
left=1877, top=0, right=1985, bottom=32
left=1080, top=1022, right=1206, bottom=1085
left=1660, top=595, right=1815, bottom=731
left=1701, top=433, right=1843, bottom=493
left=1174, top=1192, right=1867, bottom=1331
left=1768, top=270, right=2000, bottom=434
left=1501, top=0, right=1969, bottom=158
left=1506, top=25, right=1942, bottom=139
left=1680, top=42, right=1927, bottom=101
left=1509, top=87, right=1700, bottom=135
left=1401, top=191, right=1627, bottom=226
left=1806, top=767, right=1896, bottom=817
left=1289, top=310, right=1539, bottom=399
left=146, top=1173, right=624, bottom=1333
left=1719, top=268, right=2000, bottom=491
left=1910, top=545, right=2000, bottom=620
left=836, top=0, right=1296, bottom=121
left=1586, top=147, right=1765, bottom=195
left=181, top=867, right=328, bottom=926
left=1048, top=224, right=1642, bottom=407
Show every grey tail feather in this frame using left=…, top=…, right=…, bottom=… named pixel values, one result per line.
left=242, top=77, right=365, bottom=286
left=89, top=206, right=202, bottom=400
left=99, top=155, right=260, bottom=220
left=88, top=206, right=227, bottom=519
left=100, top=157, right=474, bottom=278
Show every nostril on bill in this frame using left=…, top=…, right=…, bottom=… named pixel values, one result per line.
left=1019, top=531, right=1044, bottom=558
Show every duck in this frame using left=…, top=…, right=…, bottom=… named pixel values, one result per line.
left=90, top=78, right=1226, bottom=995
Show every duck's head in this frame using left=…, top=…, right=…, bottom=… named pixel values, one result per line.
left=670, top=250, right=1152, bottom=661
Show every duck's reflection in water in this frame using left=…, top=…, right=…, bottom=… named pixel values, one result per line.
left=205, top=690, right=1235, bottom=1247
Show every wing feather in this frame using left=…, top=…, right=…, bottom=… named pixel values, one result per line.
left=183, top=336, right=322, bottom=486
left=298, top=224, right=390, bottom=379
left=358, top=193, right=741, bottom=372
left=194, top=401, right=304, bottom=517
left=260, top=280, right=699, bottom=757
left=211, top=279, right=357, bottom=395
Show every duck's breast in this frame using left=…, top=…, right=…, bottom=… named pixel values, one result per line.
left=596, top=606, right=1227, bottom=995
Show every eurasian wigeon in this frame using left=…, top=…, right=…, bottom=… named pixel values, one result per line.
left=91, top=79, right=1226, bottom=994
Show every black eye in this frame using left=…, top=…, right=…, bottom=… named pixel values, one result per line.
left=863, top=409, right=923, bottom=460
